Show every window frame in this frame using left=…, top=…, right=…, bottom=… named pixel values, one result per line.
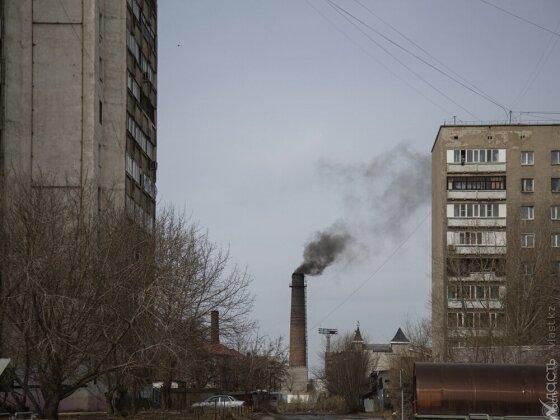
left=552, top=178, right=560, bottom=193
left=521, top=178, right=534, bottom=193
left=520, top=233, right=535, bottom=248
left=552, top=206, right=560, bottom=220
left=552, top=233, right=560, bottom=248
left=552, top=151, right=560, bottom=165
left=520, top=205, right=534, bottom=220
left=520, top=151, right=534, bottom=165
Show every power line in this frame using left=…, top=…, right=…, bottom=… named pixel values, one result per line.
left=304, top=0, right=457, bottom=118
left=478, top=0, right=560, bottom=38
left=323, top=0, right=480, bottom=120
left=352, top=0, right=508, bottom=117
left=311, top=211, right=430, bottom=329
left=327, top=0, right=510, bottom=118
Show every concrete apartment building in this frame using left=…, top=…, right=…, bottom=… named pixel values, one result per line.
left=0, top=0, right=157, bottom=226
left=432, top=124, right=560, bottom=360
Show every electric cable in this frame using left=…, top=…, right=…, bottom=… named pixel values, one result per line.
left=326, top=0, right=510, bottom=118
left=478, top=0, right=560, bottom=38
left=311, top=211, right=430, bottom=329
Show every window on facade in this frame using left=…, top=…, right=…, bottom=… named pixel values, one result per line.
left=458, top=231, right=483, bottom=245
left=521, top=233, right=535, bottom=248
left=447, top=313, right=458, bottom=328
left=465, top=313, right=475, bottom=328
left=521, top=151, right=534, bottom=165
left=489, top=286, right=499, bottom=300
left=522, top=262, right=534, bottom=276
left=99, top=101, right=102, bottom=125
left=553, top=178, right=560, bottom=193
left=447, top=285, right=457, bottom=299
left=447, top=176, right=506, bottom=191
left=552, top=234, right=560, bottom=247
left=520, top=206, right=534, bottom=220
left=453, top=203, right=500, bottom=218
left=479, top=313, right=489, bottom=328
left=552, top=206, right=560, bottom=220
left=552, top=151, right=560, bottom=165
left=475, top=286, right=485, bottom=300
left=553, top=261, right=560, bottom=275
left=521, top=178, right=534, bottom=192
left=453, top=149, right=500, bottom=163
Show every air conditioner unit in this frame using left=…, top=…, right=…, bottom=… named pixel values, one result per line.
left=149, top=161, right=158, bottom=170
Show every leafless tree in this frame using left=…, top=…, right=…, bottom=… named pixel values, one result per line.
left=321, top=333, right=372, bottom=413
left=0, top=176, right=156, bottom=419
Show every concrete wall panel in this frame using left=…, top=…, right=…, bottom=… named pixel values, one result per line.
left=32, top=24, right=82, bottom=185
left=33, top=0, right=82, bottom=24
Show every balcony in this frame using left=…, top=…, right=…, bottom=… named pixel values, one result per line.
left=447, top=218, right=506, bottom=228
left=447, top=190, right=506, bottom=200
left=447, top=300, right=503, bottom=310
left=448, top=272, right=505, bottom=282
left=447, top=163, right=506, bottom=173
left=448, top=245, right=507, bottom=255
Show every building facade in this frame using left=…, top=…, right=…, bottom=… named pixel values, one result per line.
left=432, top=124, right=560, bottom=360
left=0, top=0, right=157, bottom=226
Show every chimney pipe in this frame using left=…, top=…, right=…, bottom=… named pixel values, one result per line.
left=289, top=272, right=307, bottom=368
left=210, top=310, right=219, bottom=345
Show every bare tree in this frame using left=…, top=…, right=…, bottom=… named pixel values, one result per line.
left=322, top=333, right=372, bottom=413
left=0, top=176, right=156, bottom=418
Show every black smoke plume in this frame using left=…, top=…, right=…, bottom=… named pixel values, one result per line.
left=295, top=224, right=352, bottom=276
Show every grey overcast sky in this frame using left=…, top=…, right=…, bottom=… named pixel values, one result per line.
left=157, top=0, right=560, bottom=369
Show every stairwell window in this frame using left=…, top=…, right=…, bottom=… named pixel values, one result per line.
left=521, top=233, right=535, bottom=248
left=521, top=151, right=534, bottom=165
left=521, top=178, right=534, bottom=193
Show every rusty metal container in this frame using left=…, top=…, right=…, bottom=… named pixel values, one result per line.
left=414, top=362, right=548, bottom=416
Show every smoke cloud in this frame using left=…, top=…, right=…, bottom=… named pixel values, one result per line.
left=294, top=142, right=429, bottom=276
left=295, top=223, right=352, bottom=276
left=321, top=142, right=430, bottom=240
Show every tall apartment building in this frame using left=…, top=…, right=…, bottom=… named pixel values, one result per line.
left=432, top=124, right=560, bottom=360
left=0, top=0, right=157, bottom=226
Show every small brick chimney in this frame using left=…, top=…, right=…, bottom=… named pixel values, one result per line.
left=210, top=310, right=219, bottom=345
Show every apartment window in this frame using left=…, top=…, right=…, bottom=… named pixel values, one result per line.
left=520, top=206, right=534, bottom=220
left=522, top=262, right=534, bottom=276
left=552, top=233, right=560, bottom=248
left=447, top=176, right=506, bottom=191
left=99, top=101, right=103, bottom=125
left=458, top=231, right=483, bottom=245
left=552, top=206, right=560, bottom=220
left=553, top=261, right=560, bottom=275
left=475, top=286, right=485, bottom=299
left=447, top=313, right=459, bottom=328
left=465, top=313, right=475, bottom=328
left=552, top=151, right=560, bottom=165
left=521, top=233, right=535, bottom=248
left=453, top=149, right=500, bottom=164
left=489, top=286, right=499, bottom=300
left=521, top=178, right=534, bottom=192
left=453, top=203, right=500, bottom=218
left=520, top=151, right=534, bottom=165
left=553, top=178, right=560, bottom=193
left=447, top=285, right=457, bottom=299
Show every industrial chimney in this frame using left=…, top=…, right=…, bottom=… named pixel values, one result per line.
left=210, top=310, right=219, bottom=345
left=287, top=272, right=308, bottom=392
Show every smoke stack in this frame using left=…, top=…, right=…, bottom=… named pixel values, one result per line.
left=289, top=272, right=307, bottom=368
left=210, top=310, right=219, bottom=345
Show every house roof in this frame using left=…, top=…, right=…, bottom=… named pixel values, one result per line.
left=203, top=343, right=243, bottom=357
left=390, top=327, right=410, bottom=344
